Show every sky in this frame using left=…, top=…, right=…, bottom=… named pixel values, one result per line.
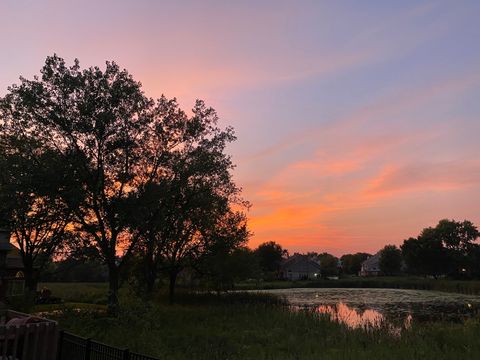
left=1, top=0, right=480, bottom=256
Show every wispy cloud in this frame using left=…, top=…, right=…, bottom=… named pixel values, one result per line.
left=366, top=160, right=480, bottom=197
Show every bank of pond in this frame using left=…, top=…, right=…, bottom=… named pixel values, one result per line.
left=236, top=276, right=480, bottom=295
left=35, top=284, right=480, bottom=360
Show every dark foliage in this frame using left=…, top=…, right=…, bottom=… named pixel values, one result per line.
left=379, top=245, right=402, bottom=275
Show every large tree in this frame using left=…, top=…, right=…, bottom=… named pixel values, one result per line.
left=194, top=212, right=251, bottom=292
left=0, top=55, right=248, bottom=311
left=379, top=245, right=402, bottom=275
left=401, top=219, right=479, bottom=277
left=127, top=104, right=249, bottom=301
left=340, top=253, right=371, bottom=275
left=435, top=219, right=479, bottom=275
left=255, top=241, right=287, bottom=275
left=0, top=137, right=74, bottom=291
left=317, top=252, right=339, bottom=278
left=401, top=231, right=447, bottom=277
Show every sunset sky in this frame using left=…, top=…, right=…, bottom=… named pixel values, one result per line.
left=1, top=1, right=480, bottom=255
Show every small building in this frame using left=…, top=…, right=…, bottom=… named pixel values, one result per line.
left=0, top=228, right=26, bottom=300
left=359, top=252, right=381, bottom=276
left=279, top=254, right=321, bottom=280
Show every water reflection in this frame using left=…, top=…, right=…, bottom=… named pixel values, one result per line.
left=260, top=288, right=480, bottom=330
left=313, top=302, right=413, bottom=334
left=317, top=303, right=385, bottom=329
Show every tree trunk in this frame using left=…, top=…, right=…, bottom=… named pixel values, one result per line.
left=108, top=265, right=119, bottom=315
left=20, top=255, right=37, bottom=294
left=144, top=243, right=157, bottom=298
left=145, top=272, right=156, bottom=296
left=168, top=270, right=178, bottom=305
left=23, top=267, right=37, bottom=293
left=144, top=265, right=158, bottom=300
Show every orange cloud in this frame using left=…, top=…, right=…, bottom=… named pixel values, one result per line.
left=245, top=128, right=480, bottom=255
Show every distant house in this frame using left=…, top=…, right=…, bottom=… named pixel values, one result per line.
left=359, top=252, right=381, bottom=276
left=279, top=254, right=321, bottom=280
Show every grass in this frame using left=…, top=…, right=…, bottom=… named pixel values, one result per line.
left=35, top=302, right=107, bottom=313
left=34, top=281, right=480, bottom=359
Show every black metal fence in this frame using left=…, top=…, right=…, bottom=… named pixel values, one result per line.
left=58, top=331, right=160, bottom=360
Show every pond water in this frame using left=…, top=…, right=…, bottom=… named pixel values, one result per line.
left=258, top=288, right=480, bottom=330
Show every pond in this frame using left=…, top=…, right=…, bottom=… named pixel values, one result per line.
left=257, top=288, right=480, bottom=331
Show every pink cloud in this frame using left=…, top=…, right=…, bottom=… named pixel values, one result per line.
left=366, top=160, right=480, bottom=197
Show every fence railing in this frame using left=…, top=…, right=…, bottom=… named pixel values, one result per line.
left=58, top=331, right=160, bottom=360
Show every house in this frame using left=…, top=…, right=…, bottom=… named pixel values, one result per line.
left=359, top=252, right=381, bottom=276
left=0, top=228, right=26, bottom=299
left=279, top=254, right=321, bottom=280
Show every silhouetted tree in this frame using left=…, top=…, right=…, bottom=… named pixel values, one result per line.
left=402, top=230, right=447, bottom=277
left=127, top=106, right=249, bottom=301
left=255, top=241, right=287, bottom=275
left=435, top=219, right=479, bottom=275
left=318, top=252, right=339, bottom=278
left=340, top=253, right=371, bottom=275
left=467, top=244, right=480, bottom=278
left=199, top=243, right=259, bottom=291
left=379, top=245, right=402, bottom=275
left=401, top=219, right=479, bottom=277
left=0, top=55, right=249, bottom=312
left=0, top=138, right=74, bottom=291
left=0, top=56, right=153, bottom=311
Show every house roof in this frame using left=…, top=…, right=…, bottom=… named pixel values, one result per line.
left=0, top=242, right=16, bottom=251
left=281, top=254, right=321, bottom=272
left=6, top=256, right=24, bottom=269
left=0, top=241, right=24, bottom=270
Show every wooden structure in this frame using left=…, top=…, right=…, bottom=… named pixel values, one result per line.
left=0, top=309, right=59, bottom=360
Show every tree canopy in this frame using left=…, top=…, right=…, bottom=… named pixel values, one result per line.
left=255, top=241, right=287, bottom=275
left=379, top=245, right=402, bottom=275
left=401, top=219, right=479, bottom=277
left=340, top=253, right=371, bottom=275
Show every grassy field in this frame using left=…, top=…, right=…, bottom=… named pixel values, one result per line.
left=33, top=281, right=480, bottom=360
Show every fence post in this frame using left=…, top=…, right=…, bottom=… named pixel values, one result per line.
left=85, top=338, right=92, bottom=360
left=123, top=348, right=130, bottom=360
left=56, top=330, right=64, bottom=360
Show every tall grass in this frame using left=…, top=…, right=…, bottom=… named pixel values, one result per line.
left=50, top=290, right=480, bottom=360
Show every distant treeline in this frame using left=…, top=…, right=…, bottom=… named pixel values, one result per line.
left=39, top=218, right=480, bottom=285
